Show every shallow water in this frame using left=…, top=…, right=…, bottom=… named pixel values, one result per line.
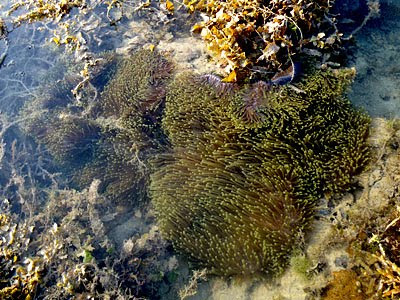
left=349, top=0, right=400, bottom=118
left=0, top=1, right=400, bottom=299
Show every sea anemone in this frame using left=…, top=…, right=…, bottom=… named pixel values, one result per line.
left=25, top=49, right=174, bottom=206
left=238, top=80, right=272, bottom=124
left=41, top=115, right=101, bottom=166
left=151, top=68, right=370, bottom=276
left=196, top=74, right=238, bottom=97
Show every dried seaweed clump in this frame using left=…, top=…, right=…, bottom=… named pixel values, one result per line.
left=6, top=0, right=124, bottom=50
left=151, top=68, right=370, bottom=276
left=323, top=270, right=364, bottom=300
left=185, top=0, right=342, bottom=80
left=0, top=211, right=41, bottom=299
left=346, top=205, right=400, bottom=299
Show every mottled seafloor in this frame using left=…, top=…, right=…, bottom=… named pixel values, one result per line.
left=0, top=0, right=400, bottom=299
left=349, top=0, right=400, bottom=118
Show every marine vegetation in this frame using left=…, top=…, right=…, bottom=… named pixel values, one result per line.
left=184, top=0, right=344, bottom=80
left=322, top=270, right=364, bottom=300
left=343, top=205, right=400, bottom=299
left=78, top=48, right=172, bottom=204
left=0, top=48, right=178, bottom=299
left=23, top=49, right=173, bottom=206
left=3, top=0, right=141, bottom=101
left=0, top=180, right=174, bottom=299
left=0, top=211, right=42, bottom=299
left=315, top=118, right=400, bottom=300
left=150, top=68, right=370, bottom=276
left=5, top=0, right=125, bottom=48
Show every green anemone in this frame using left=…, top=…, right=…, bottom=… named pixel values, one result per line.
left=24, top=49, right=173, bottom=205
left=150, top=68, right=370, bottom=276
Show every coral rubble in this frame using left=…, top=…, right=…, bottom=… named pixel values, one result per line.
left=151, top=68, right=370, bottom=276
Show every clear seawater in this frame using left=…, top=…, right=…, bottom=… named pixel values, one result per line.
left=0, top=0, right=400, bottom=299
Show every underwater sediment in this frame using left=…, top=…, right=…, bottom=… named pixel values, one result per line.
left=151, top=68, right=370, bottom=276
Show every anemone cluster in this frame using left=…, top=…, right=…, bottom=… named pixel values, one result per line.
left=76, top=49, right=172, bottom=204
left=150, top=68, right=370, bottom=276
left=24, top=49, right=172, bottom=206
left=24, top=48, right=369, bottom=277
